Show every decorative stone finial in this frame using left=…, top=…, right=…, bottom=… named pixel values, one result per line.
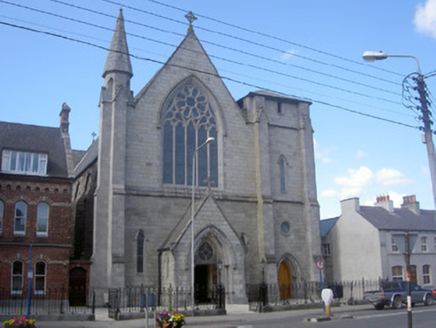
left=185, top=11, right=197, bottom=33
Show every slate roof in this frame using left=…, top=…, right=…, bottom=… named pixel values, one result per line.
left=72, top=139, right=98, bottom=177
left=241, top=90, right=312, bottom=105
left=0, top=121, right=69, bottom=178
left=320, top=217, right=339, bottom=237
left=358, top=206, right=436, bottom=232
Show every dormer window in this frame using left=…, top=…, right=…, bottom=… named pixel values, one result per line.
left=1, top=150, right=47, bottom=175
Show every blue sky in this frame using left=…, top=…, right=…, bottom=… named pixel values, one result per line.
left=1, top=0, right=435, bottom=219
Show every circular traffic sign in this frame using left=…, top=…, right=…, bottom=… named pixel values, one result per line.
left=316, top=259, right=325, bottom=270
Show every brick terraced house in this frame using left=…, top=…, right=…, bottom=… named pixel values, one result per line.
left=0, top=104, right=88, bottom=303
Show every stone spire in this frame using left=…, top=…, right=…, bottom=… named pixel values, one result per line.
left=103, top=8, right=133, bottom=79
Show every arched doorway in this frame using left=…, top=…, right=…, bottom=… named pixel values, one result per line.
left=195, top=241, right=219, bottom=304
left=69, top=267, right=87, bottom=306
left=278, top=261, right=291, bottom=300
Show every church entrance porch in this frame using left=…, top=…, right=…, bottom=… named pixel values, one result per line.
left=195, top=264, right=218, bottom=304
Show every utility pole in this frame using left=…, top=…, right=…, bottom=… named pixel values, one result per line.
left=416, top=74, right=436, bottom=211
left=362, top=51, right=436, bottom=212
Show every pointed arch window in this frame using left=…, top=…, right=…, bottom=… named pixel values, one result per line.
left=163, top=83, right=218, bottom=187
left=278, top=155, right=288, bottom=193
left=137, top=231, right=145, bottom=273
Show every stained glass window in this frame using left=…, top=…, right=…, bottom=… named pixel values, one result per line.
left=163, top=84, right=218, bottom=187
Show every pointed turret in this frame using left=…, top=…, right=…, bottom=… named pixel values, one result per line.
left=103, top=9, right=133, bottom=79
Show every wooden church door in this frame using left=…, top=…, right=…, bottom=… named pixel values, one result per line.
left=278, top=261, right=291, bottom=300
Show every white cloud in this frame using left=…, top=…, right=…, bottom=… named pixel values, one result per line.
left=281, top=49, right=297, bottom=60
left=334, top=166, right=373, bottom=188
left=375, top=168, right=411, bottom=186
left=334, top=166, right=374, bottom=199
left=364, top=191, right=405, bottom=208
left=320, top=167, right=411, bottom=207
left=414, top=0, right=436, bottom=38
left=387, top=191, right=406, bottom=207
left=321, top=189, right=338, bottom=198
left=356, top=150, right=367, bottom=159
left=314, top=139, right=337, bottom=163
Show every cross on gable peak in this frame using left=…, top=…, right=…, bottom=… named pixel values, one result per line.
left=185, top=11, right=197, bottom=33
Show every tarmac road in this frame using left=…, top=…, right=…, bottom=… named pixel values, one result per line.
left=34, top=304, right=373, bottom=328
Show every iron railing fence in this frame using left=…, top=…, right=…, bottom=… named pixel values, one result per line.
left=247, top=279, right=381, bottom=311
left=0, top=288, right=95, bottom=316
left=107, top=285, right=225, bottom=320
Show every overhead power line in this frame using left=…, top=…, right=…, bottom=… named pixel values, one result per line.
left=141, top=0, right=405, bottom=78
left=101, top=0, right=401, bottom=86
left=0, top=20, right=418, bottom=131
left=46, top=0, right=401, bottom=95
left=1, top=0, right=402, bottom=105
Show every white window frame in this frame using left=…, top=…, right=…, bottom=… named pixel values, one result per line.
left=34, top=262, right=46, bottom=294
left=1, top=150, right=48, bottom=175
left=391, top=237, right=399, bottom=253
left=11, top=261, right=23, bottom=294
left=421, top=236, right=428, bottom=252
left=392, top=266, right=403, bottom=281
left=423, top=265, right=431, bottom=285
left=36, top=202, right=49, bottom=236
left=14, top=201, right=27, bottom=236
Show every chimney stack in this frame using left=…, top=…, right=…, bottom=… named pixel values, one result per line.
left=401, top=195, right=420, bottom=215
left=59, top=102, right=71, bottom=133
left=375, top=194, right=394, bottom=213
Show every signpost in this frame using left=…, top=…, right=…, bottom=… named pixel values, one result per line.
left=316, top=259, right=325, bottom=290
left=316, top=258, right=325, bottom=311
left=27, top=245, right=33, bottom=319
left=392, top=232, right=418, bottom=328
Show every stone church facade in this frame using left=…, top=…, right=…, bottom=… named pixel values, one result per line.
left=83, top=10, right=322, bottom=305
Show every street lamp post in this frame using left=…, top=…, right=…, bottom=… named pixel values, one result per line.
left=260, top=258, right=267, bottom=312
left=191, top=137, right=214, bottom=317
left=363, top=51, right=436, bottom=211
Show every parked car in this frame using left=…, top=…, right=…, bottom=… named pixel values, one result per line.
left=365, top=281, right=434, bottom=310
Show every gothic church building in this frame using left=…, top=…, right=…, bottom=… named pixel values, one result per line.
left=80, top=10, right=322, bottom=305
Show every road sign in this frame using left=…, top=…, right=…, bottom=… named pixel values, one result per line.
left=316, top=259, right=325, bottom=270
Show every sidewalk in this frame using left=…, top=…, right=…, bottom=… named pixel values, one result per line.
left=35, top=303, right=372, bottom=328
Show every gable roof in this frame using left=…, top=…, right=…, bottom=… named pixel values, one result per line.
left=358, top=206, right=436, bottom=232
left=135, top=28, right=223, bottom=102
left=0, top=121, right=69, bottom=178
left=72, top=139, right=98, bottom=177
left=320, top=217, right=339, bottom=237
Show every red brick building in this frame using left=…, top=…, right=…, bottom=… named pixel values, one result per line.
left=0, top=104, right=77, bottom=296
